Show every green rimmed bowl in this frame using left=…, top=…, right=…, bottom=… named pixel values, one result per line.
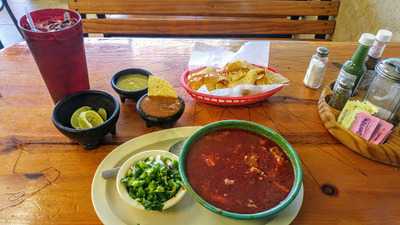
left=178, top=120, right=303, bottom=220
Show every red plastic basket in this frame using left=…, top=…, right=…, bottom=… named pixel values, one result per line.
left=180, top=67, right=284, bottom=106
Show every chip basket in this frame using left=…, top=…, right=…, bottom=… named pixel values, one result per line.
left=180, top=67, right=284, bottom=106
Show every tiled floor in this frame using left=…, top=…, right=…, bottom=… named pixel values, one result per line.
left=0, top=0, right=67, bottom=48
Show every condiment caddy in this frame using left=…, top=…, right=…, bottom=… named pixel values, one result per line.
left=319, top=85, right=400, bottom=167
left=316, top=29, right=400, bottom=167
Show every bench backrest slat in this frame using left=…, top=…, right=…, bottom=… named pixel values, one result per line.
left=70, top=0, right=340, bottom=16
left=69, top=0, right=340, bottom=38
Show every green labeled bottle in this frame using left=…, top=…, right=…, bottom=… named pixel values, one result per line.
left=332, top=33, right=375, bottom=95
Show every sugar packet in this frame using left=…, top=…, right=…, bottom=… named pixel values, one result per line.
left=337, top=100, right=378, bottom=129
left=369, top=119, right=394, bottom=144
left=349, top=112, right=394, bottom=144
left=350, top=112, right=380, bottom=141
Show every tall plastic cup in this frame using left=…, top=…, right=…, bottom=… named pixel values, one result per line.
left=19, top=8, right=89, bottom=103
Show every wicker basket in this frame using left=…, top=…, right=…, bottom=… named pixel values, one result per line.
left=318, top=85, right=400, bottom=167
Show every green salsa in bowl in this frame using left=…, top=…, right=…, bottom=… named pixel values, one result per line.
left=116, top=74, right=148, bottom=92
left=111, top=68, right=152, bottom=103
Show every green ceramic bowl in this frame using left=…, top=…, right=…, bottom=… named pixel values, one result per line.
left=178, top=120, right=303, bottom=220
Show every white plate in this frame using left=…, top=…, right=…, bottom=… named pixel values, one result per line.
left=91, top=126, right=304, bottom=225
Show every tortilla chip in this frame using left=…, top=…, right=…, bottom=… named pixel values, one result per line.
left=148, top=76, right=177, bottom=98
left=188, top=76, right=204, bottom=90
left=255, top=76, right=269, bottom=85
left=204, top=74, right=220, bottom=91
left=189, top=67, right=216, bottom=79
left=228, top=71, right=246, bottom=82
left=216, top=82, right=228, bottom=89
left=225, top=61, right=247, bottom=72
left=266, top=71, right=290, bottom=84
left=247, top=63, right=263, bottom=70
left=217, top=75, right=228, bottom=83
left=255, top=73, right=265, bottom=80
left=227, top=71, right=256, bottom=87
left=241, top=69, right=258, bottom=84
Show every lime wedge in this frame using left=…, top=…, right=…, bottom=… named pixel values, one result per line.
left=70, top=106, right=91, bottom=129
left=97, top=108, right=107, bottom=121
left=78, top=110, right=104, bottom=129
left=78, top=115, right=94, bottom=129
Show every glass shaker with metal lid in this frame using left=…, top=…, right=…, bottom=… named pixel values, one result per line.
left=364, top=58, right=400, bottom=122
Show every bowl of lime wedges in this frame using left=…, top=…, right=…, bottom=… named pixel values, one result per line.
left=52, top=90, right=120, bottom=149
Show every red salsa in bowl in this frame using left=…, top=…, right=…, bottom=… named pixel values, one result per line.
left=179, top=120, right=302, bottom=220
left=186, top=129, right=294, bottom=214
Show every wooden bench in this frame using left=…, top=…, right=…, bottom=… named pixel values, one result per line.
left=69, top=0, right=340, bottom=39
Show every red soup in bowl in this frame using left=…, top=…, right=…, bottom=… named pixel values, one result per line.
left=185, top=128, right=294, bottom=214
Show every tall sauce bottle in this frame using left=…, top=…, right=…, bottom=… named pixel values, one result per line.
left=329, top=33, right=375, bottom=109
left=359, top=29, right=393, bottom=90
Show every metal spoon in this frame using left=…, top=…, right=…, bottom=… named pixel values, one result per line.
left=168, top=138, right=185, bottom=156
left=101, top=139, right=186, bottom=179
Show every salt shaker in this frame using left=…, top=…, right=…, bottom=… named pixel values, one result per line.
left=303, top=47, right=329, bottom=89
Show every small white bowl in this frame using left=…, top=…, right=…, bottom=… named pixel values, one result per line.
left=116, top=150, right=186, bottom=210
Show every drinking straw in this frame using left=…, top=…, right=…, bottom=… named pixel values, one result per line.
left=63, top=11, right=71, bottom=22
left=25, top=8, right=38, bottom=32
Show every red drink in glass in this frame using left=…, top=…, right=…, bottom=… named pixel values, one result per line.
left=19, top=8, right=89, bottom=103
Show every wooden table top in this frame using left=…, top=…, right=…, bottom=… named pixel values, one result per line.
left=0, top=38, right=400, bottom=225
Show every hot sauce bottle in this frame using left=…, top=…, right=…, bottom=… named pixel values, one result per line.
left=329, top=33, right=375, bottom=109
left=359, top=29, right=392, bottom=91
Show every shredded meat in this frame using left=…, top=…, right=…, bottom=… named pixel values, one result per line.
left=270, top=146, right=285, bottom=165
left=224, top=178, right=235, bottom=185
left=244, top=153, right=259, bottom=167
left=273, top=181, right=290, bottom=193
left=201, top=153, right=218, bottom=167
left=246, top=199, right=258, bottom=208
left=249, top=166, right=265, bottom=176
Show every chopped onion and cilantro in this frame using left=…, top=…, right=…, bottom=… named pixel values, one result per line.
left=121, top=155, right=182, bottom=211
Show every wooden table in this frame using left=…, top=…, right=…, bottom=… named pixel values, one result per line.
left=0, top=38, right=400, bottom=225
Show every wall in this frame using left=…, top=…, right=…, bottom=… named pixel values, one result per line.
left=333, top=0, right=400, bottom=42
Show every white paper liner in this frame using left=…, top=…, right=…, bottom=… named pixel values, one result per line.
left=187, top=41, right=288, bottom=97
